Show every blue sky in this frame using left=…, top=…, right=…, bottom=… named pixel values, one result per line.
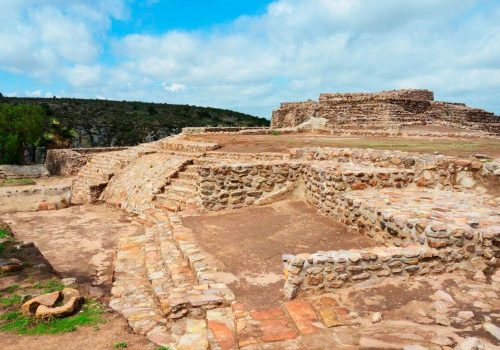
left=1, top=0, right=499, bottom=118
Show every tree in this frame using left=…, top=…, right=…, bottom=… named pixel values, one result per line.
left=0, top=104, right=48, bottom=164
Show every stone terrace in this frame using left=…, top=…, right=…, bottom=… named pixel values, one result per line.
left=34, top=127, right=499, bottom=349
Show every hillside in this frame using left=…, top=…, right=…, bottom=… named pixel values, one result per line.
left=0, top=96, right=269, bottom=147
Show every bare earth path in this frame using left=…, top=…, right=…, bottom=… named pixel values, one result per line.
left=182, top=200, right=376, bottom=309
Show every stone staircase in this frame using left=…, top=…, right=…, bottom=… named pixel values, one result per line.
left=71, top=149, right=146, bottom=204
left=110, top=210, right=236, bottom=349
left=154, top=164, right=202, bottom=212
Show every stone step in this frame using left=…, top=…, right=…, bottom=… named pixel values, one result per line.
left=109, top=234, right=163, bottom=335
left=155, top=193, right=186, bottom=212
left=177, top=166, right=201, bottom=180
left=142, top=217, right=233, bottom=320
left=168, top=185, right=195, bottom=197
left=170, top=178, right=198, bottom=191
left=192, top=158, right=223, bottom=165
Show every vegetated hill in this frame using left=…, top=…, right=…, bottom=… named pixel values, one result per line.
left=0, top=96, right=270, bottom=147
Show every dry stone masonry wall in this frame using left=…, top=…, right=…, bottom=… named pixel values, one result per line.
left=272, top=89, right=500, bottom=134
left=197, top=162, right=302, bottom=211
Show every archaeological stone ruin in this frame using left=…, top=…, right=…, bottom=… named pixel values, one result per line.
left=271, top=89, right=500, bottom=135
left=2, top=89, right=499, bottom=349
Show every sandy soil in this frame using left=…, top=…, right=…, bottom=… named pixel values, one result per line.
left=2, top=204, right=144, bottom=300
left=185, top=133, right=500, bottom=158
left=182, top=200, right=375, bottom=309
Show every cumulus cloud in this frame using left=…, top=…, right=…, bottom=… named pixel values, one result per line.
left=1, top=0, right=499, bottom=117
left=163, top=83, right=186, bottom=93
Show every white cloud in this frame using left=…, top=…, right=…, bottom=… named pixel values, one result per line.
left=1, top=0, right=500, bottom=117
left=26, top=89, right=42, bottom=97
left=64, top=65, right=102, bottom=87
left=163, top=83, right=186, bottom=93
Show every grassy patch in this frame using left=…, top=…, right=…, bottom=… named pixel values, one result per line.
left=0, top=295, right=22, bottom=306
left=6, top=284, right=20, bottom=293
left=0, top=178, right=36, bottom=187
left=156, top=347, right=172, bottom=350
left=0, top=299, right=104, bottom=335
left=32, top=279, right=65, bottom=293
left=0, top=229, right=9, bottom=238
left=114, top=342, right=128, bottom=349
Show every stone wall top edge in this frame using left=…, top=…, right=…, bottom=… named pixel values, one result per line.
left=283, top=244, right=434, bottom=262
left=288, top=146, right=477, bottom=162
left=47, top=146, right=129, bottom=154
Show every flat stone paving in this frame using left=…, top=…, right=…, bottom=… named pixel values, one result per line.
left=182, top=200, right=376, bottom=310
left=345, top=187, right=500, bottom=235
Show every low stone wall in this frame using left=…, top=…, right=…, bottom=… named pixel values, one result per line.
left=197, top=162, right=302, bottom=211
left=182, top=127, right=269, bottom=134
left=282, top=242, right=491, bottom=299
left=45, top=149, right=89, bottom=176
left=291, top=147, right=497, bottom=190
left=205, top=151, right=289, bottom=162
left=304, top=163, right=414, bottom=195
left=45, top=147, right=129, bottom=176
left=0, top=184, right=71, bottom=213
left=161, top=138, right=221, bottom=152
left=0, top=165, right=49, bottom=179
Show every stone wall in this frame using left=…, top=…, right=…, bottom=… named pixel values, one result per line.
left=182, top=127, right=270, bottom=134
left=0, top=183, right=71, bottom=213
left=271, top=89, right=500, bottom=134
left=319, top=89, right=434, bottom=102
left=197, top=162, right=302, bottom=211
left=0, top=164, right=49, bottom=179
left=282, top=242, right=493, bottom=299
left=291, top=147, right=497, bottom=190
left=204, top=151, right=289, bottom=162
left=45, top=147, right=129, bottom=176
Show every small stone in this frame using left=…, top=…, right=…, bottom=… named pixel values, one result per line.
left=483, top=322, right=500, bottom=341
left=435, top=315, right=451, bottom=326
left=457, top=311, right=474, bottom=321
left=472, top=270, right=487, bottom=283
left=371, top=312, right=382, bottom=323
left=431, top=335, right=455, bottom=347
left=456, top=337, right=485, bottom=350
left=319, top=309, right=344, bottom=328
left=61, top=278, right=77, bottom=286
left=433, top=290, right=455, bottom=304
left=0, top=258, right=23, bottom=272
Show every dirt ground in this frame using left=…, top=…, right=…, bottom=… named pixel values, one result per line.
left=182, top=200, right=376, bottom=309
left=185, top=133, right=500, bottom=158
left=0, top=214, right=153, bottom=350
left=2, top=204, right=144, bottom=300
left=1, top=313, right=154, bottom=350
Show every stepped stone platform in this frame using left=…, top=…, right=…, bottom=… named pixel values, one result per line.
left=16, top=119, right=497, bottom=348
left=61, top=129, right=499, bottom=346
left=271, top=89, right=500, bottom=135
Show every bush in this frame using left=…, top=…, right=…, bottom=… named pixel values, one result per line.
left=0, top=104, right=48, bottom=164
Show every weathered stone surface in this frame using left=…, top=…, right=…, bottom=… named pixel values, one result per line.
left=22, top=291, right=61, bottom=316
